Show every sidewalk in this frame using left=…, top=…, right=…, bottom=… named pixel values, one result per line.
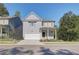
left=17, top=40, right=44, bottom=45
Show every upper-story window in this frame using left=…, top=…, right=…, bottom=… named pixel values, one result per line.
left=28, top=21, right=36, bottom=27
left=30, top=22, right=34, bottom=26
left=42, top=22, right=53, bottom=27
left=48, top=22, right=52, bottom=26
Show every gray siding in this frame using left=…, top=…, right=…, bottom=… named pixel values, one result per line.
left=0, top=17, right=23, bottom=40
left=9, top=17, right=23, bottom=39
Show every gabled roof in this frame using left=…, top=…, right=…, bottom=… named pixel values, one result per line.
left=23, top=11, right=55, bottom=22
left=24, top=11, right=42, bottom=21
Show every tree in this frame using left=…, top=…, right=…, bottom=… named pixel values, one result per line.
left=58, top=11, right=78, bottom=41
left=14, top=11, right=20, bottom=17
left=0, top=3, right=9, bottom=16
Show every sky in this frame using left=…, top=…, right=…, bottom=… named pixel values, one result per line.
left=4, top=3, right=79, bottom=26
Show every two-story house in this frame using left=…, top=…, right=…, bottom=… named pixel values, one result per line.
left=0, top=16, right=22, bottom=40
left=23, top=12, right=57, bottom=41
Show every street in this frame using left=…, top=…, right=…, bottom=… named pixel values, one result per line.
left=0, top=43, right=79, bottom=55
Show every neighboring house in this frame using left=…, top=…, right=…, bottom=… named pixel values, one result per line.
left=0, top=16, right=22, bottom=40
left=23, top=12, right=57, bottom=41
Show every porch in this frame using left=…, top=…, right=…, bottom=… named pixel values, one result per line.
left=0, top=25, right=9, bottom=38
left=40, top=27, right=57, bottom=41
left=0, top=25, right=15, bottom=39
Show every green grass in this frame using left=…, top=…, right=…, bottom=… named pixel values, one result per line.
left=41, top=39, right=79, bottom=44
left=44, top=42, right=79, bottom=44
left=0, top=39, right=21, bottom=44
left=41, top=39, right=79, bottom=42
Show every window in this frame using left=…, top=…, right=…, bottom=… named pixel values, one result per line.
left=42, top=22, right=52, bottom=27
left=30, top=22, right=34, bottom=26
left=48, top=22, right=52, bottom=26
left=2, top=27, right=6, bottom=34
left=28, top=21, right=36, bottom=27
left=49, top=30, right=54, bottom=36
left=42, top=22, right=47, bottom=26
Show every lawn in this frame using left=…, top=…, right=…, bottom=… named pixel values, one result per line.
left=43, top=42, right=79, bottom=44
left=41, top=39, right=79, bottom=44
left=0, top=39, right=20, bottom=44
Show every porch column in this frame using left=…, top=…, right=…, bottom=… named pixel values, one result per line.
left=55, top=29, right=57, bottom=40
left=1, top=26, right=2, bottom=38
left=40, top=31, right=42, bottom=40
left=47, top=29, right=49, bottom=40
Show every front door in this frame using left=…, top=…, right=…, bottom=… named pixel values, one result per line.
left=42, top=32, right=45, bottom=37
left=42, top=30, right=47, bottom=37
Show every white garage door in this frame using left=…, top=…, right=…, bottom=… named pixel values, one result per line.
left=24, top=34, right=41, bottom=40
